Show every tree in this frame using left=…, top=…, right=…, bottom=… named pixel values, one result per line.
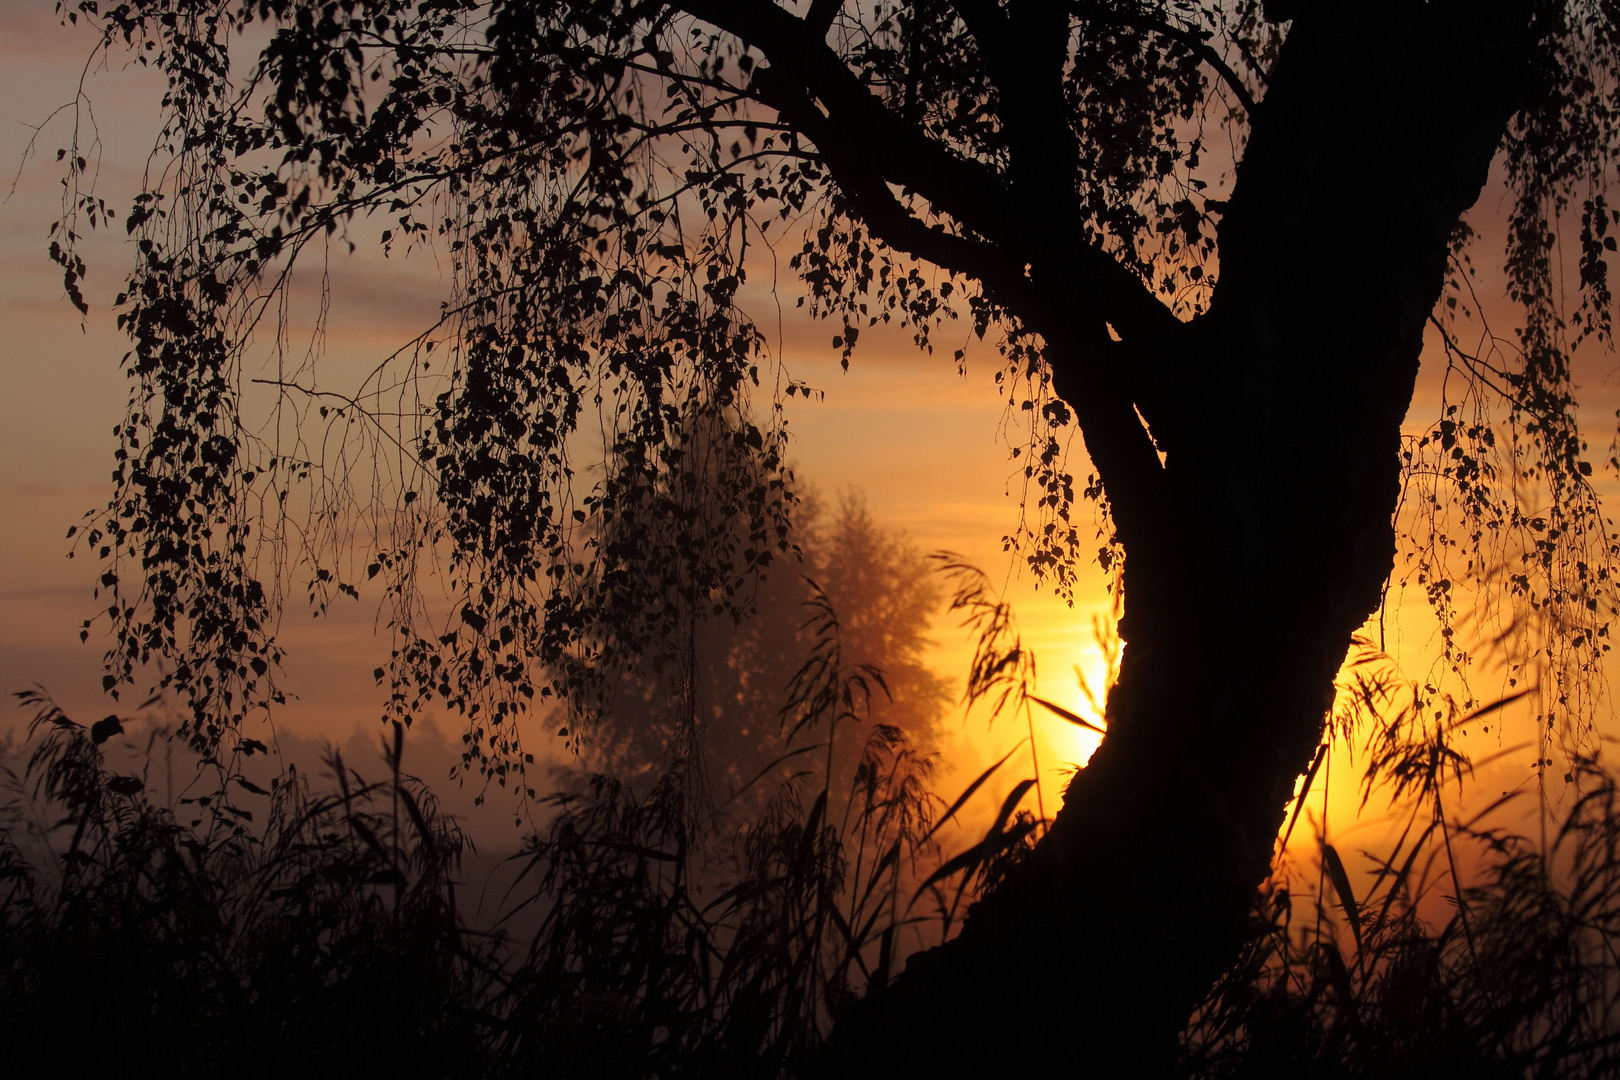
left=44, top=0, right=1620, bottom=1073
left=578, top=486, right=950, bottom=812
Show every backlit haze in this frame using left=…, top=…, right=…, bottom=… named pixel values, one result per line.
left=2, top=0, right=1616, bottom=878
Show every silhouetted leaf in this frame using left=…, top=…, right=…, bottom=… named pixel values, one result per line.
left=1322, top=843, right=1362, bottom=951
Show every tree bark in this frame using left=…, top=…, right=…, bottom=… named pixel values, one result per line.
left=819, top=3, right=1542, bottom=1076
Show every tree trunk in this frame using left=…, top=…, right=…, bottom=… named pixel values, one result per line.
left=817, top=331, right=1410, bottom=1077
left=820, top=4, right=1541, bottom=1076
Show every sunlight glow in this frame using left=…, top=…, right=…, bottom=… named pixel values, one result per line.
left=1041, top=646, right=1110, bottom=775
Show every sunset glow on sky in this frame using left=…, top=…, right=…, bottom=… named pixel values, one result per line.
left=0, top=2, right=1116, bottom=836
left=2, top=0, right=1615, bottom=874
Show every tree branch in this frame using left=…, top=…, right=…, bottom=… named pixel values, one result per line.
left=752, top=65, right=1028, bottom=297
left=932, top=0, right=1181, bottom=351
left=945, top=0, right=1177, bottom=533
left=715, top=0, right=1182, bottom=344
left=678, top=0, right=1014, bottom=243
left=1213, top=6, right=1370, bottom=309
left=676, top=0, right=1178, bottom=531
left=803, top=0, right=841, bottom=37
left=1068, top=1, right=1257, bottom=115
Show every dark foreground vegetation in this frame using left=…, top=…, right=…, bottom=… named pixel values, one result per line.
left=6, top=626, right=1620, bottom=1079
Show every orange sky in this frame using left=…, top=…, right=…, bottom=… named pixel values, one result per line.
left=2, top=3, right=1617, bottom=880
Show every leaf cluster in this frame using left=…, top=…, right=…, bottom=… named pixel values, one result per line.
left=45, top=0, right=1282, bottom=764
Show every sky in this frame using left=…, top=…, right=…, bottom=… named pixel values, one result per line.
left=0, top=2, right=1119, bottom=844
left=2, top=1, right=1617, bottom=874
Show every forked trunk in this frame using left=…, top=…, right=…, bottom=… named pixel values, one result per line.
left=820, top=5, right=1541, bottom=1075
left=819, top=323, right=1408, bottom=1077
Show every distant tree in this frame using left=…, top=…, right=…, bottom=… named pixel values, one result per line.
left=580, top=486, right=949, bottom=813
left=43, top=0, right=1620, bottom=1072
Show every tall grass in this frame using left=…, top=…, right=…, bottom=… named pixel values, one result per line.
left=482, top=582, right=1004, bottom=1077
left=0, top=691, right=495, bottom=1079
left=1180, top=640, right=1620, bottom=1078
left=0, top=589, right=1011, bottom=1079
left=7, top=603, right=1620, bottom=1076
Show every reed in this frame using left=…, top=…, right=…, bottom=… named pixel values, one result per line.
left=5, top=611, right=1620, bottom=1077
left=0, top=690, right=496, bottom=1079
left=1180, top=642, right=1620, bottom=1079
